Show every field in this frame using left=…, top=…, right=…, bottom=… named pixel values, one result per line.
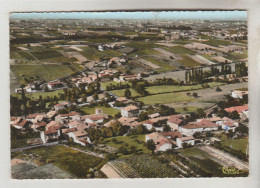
left=137, top=92, right=194, bottom=105
left=103, top=135, right=150, bottom=157
left=180, top=147, right=224, bottom=176
left=221, top=139, right=248, bottom=154
left=111, top=88, right=140, bottom=97
left=162, top=46, right=196, bottom=55
left=80, top=47, right=123, bottom=60
left=202, top=39, right=231, bottom=47
left=146, top=82, right=224, bottom=94
left=142, top=56, right=176, bottom=72
left=119, top=154, right=178, bottom=178
left=31, top=50, right=62, bottom=59
left=178, top=55, right=201, bottom=67
left=13, top=89, right=64, bottom=100
left=80, top=106, right=120, bottom=116
left=12, top=163, right=76, bottom=179
left=100, top=81, right=129, bottom=90
left=17, top=145, right=106, bottom=178
left=11, top=64, right=83, bottom=84
left=175, top=107, right=199, bottom=114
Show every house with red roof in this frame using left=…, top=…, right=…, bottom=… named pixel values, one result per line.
left=12, top=119, right=30, bottom=130
left=225, top=104, right=249, bottom=119
left=167, top=116, right=184, bottom=131
left=47, top=81, right=63, bottom=90
left=54, top=101, right=72, bottom=111
left=179, top=119, right=220, bottom=136
left=145, top=132, right=172, bottom=152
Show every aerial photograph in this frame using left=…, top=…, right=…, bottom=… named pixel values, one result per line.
left=9, top=11, right=249, bottom=179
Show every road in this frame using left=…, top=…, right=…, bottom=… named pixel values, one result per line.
left=11, top=141, right=59, bottom=152
left=199, top=145, right=249, bottom=170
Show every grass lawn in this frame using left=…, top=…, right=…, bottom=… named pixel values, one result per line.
left=235, top=88, right=248, bottom=91
left=137, top=92, right=194, bottom=105
left=100, top=81, right=129, bottom=90
left=146, top=82, right=224, bottom=95
left=221, top=139, right=248, bottom=154
left=111, top=88, right=141, bottom=97
left=80, top=106, right=120, bottom=116
left=178, top=55, right=201, bottom=67
left=10, top=64, right=82, bottom=84
left=162, top=46, right=196, bottom=55
left=20, top=145, right=106, bottom=178
left=142, top=56, right=176, bottom=72
left=12, top=89, right=64, bottom=100
left=103, top=135, right=151, bottom=158
left=175, top=107, right=199, bottom=114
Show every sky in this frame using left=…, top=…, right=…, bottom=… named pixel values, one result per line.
left=10, top=11, right=247, bottom=21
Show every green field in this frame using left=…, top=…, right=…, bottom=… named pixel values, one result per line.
left=103, top=135, right=150, bottom=157
left=12, top=89, right=64, bottom=100
left=31, top=51, right=62, bottom=60
left=80, top=47, right=123, bottom=61
left=80, top=106, right=120, bottom=116
left=142, top=56, right=176, bottom=72
left=221, top=139, right=248, bottom=154
left=17, top=145, right=106, bottom=178
left=100, top=81, right=129, bottom=90
left=137, top=92, right=194, bottom=105
left=146, top=82, right=224, bottom=94
left=17, top=51, right=36, bottom=60
left=180, top=147, right=224, bottom=176
left=111, top=88, right=140, bottom=97
left=178, top=55, right=201, bottom=67
left=202, top=39, right=231, bottom=47
left=128, top=49, right=161, bottom=57
left=175, top=107, right=199, bottom=114
left=162, top=46, right=196, bottom=55
left=11, top=64, right=83, bottom=84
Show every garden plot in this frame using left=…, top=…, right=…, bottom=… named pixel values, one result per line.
left=213, top=56, right=232, bottom=63
left=17, top=47, right=29, bottom=51
left=190, top=54, right=216, bottom=65
left=59, top=50, right=88, bottom=64
left=138, top=58, right=160, bottom=69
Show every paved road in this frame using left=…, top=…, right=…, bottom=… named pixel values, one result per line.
left=11, top=141, right=59, bottom=152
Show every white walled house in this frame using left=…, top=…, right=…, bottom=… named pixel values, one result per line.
left=179, top=119, right=220, bottom=136
left=121, top=105, right=139, bottom=118
left=176, top=136, right=195, bottom=148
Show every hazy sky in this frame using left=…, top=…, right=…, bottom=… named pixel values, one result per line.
left=10, top=11, right=247, bottom=21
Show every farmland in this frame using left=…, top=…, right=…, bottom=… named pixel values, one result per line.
left=117, top=154, right=178, bottom=178
left=202, top=39, right=231, bottom=47
left=14, top=145, right=107, bottom=178
left=146, top=82, right=224, bottom=94
left=137, top=92, right=194, bottom=105
left=178, top=55, right=201, bottom=67
left=10, top=64, right=84, bottom=84
left=111, top=88, right=141, bottom=97
left=80, top=47, right=123, bottom=61
left=162, top=46, right=196, bottom=55
left=142, top=56, right=176, bottom=72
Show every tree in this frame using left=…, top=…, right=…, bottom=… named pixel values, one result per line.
left=230, top=111, right=240, bottom=119
left=147, top=139, right=156, bottom=153
left=119, top=146, right=128, bottom=155
left=93, top=93, right=98, bottom=101
left=216, top=87, right=222, bottom=92
left=163, top=124, right=171, bottom=132
left=124, top=88, right=131, bottom=99
left=138, top=111, right=149, bottom=122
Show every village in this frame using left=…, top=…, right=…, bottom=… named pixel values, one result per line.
left=10, top=13, right=249, bottom=179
